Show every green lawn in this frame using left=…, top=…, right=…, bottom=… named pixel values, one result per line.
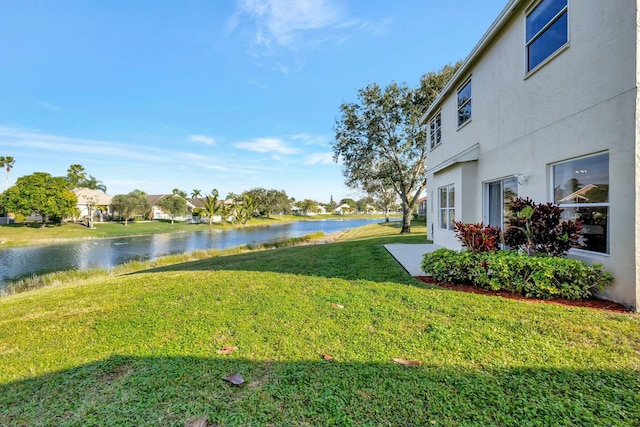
left=1, top=222, right=638, bottom=426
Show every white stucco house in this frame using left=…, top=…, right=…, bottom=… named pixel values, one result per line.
left=421, top=0, right=638, bottom=310
left=72, top=188, right=112, bottom=222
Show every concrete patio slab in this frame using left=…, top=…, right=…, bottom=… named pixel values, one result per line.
left=384, top=243, right=442, bottom=276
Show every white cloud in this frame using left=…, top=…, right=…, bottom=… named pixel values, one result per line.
left=237, top=0, right=344, bottom=46
left=234, top=137, right=298, bottom=154
left=292, top=132, right=329, bottom=146
left=305, top=152, right=335, bottom=165
left=188, top=134, right=216, bottom=145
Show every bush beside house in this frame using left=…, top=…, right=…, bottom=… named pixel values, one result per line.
left=421, top=198, right=613, bottom=300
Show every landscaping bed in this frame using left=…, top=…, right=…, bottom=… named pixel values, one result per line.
left=416, top=276, right=633, bottom=314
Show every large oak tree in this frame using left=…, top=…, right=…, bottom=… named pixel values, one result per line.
left=110, top=190, right=150, bottom=225
left=1, top=172, right=77, bottom=227
left=333, top=63, right=460, bottom=233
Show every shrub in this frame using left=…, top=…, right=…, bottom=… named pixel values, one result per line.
left=453, top=221, right=501, bottom=253
left=504, top=197, right=582, bottom=256
left=421, top=249, right=613, bottom=300
left=420, top=248, right=474, bottom=284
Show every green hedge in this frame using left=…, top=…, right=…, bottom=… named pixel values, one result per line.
left=421, top=248, right=613, bottom=300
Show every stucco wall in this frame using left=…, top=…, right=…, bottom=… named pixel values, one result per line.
left=425, top=0, right=639, bottom=309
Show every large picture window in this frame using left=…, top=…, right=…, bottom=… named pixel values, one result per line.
left=553, top=152, right=609, bottom=254
left=457, top=80, right=471, bottom=127
left=439, top=185, right=455, bottom=230
left=429, top=112, right=441, bottom=149
left=526, top=0, right=568, bottom=72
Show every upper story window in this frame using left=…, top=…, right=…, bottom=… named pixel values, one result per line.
left=429, top=112, right=441, bottom=149
left=457, top=80, right=471, bottom=127
left=526, top=0, right=568, bottom=72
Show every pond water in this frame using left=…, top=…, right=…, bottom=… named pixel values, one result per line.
left=0, top=218, right=385, bottom=287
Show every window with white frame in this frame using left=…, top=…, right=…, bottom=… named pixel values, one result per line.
left=552, top=152, right=609, bottom=254
left=429, top=112, right=441, bottom=149
left=439, top=185, right=455, bottom=230
left=526, top=0, right=568, bottom=72
left=457, top=80, right=471, bottom=127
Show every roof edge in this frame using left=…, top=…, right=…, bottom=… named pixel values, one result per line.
left=420, top=0, right=522, bottom=124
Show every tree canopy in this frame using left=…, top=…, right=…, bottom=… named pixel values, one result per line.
left=297, top=199, right=319, bottom=216
left=333, top=62, right=460, bottom=233
left=158, top=193, right=188, bottom=224
left=242, top=188, right=290, bottom=217
left=1, top=172, right=77, bottom=227
left=110, top=190, right=151, bottom=225
left=65, top=164, right=107, bottom=193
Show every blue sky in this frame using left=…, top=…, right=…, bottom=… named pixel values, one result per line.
left=0, top=0, right=507, bottom=202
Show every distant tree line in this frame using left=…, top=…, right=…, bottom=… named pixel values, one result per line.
left=0, top=161, right=396, bottom=228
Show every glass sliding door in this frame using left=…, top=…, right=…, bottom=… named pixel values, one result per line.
left=486, top=177, right=518, bottom=231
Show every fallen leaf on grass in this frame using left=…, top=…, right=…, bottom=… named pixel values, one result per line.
left=223, top=372, right=245, bottom=386
left=320, top=353, right=334, bottom=361
left=331, top=303, right=345, bottom=309
left=216, top=346, right=238, bottom=355
left=185, top=415, right=208, bottom=427
left=392, top=358, right=422, bottom=366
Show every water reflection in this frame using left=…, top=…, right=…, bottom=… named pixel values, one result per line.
left=0, top=219, right=384, bottom=287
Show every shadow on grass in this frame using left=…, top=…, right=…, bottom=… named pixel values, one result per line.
left=1, top=355, right=637, bottom=426
left=123, top=233, right=431, bottom=286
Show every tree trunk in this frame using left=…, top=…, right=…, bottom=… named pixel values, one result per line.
left=400, top=202, right=414, bottom=234
left=384, top=208, right=390, bottom=223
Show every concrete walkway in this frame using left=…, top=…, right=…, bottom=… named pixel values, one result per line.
left=384, top=243, right=442, bottom=276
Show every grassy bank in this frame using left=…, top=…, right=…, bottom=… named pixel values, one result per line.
left=1, top=222, right=638, bottom=426
left=0, top=214, right=397, bottom=248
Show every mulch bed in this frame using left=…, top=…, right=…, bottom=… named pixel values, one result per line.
left=415, top=276, right=634, bottom=314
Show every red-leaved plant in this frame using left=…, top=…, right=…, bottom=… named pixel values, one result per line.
left=453, top=221, right=502, bottom=253
left=503, top=197, right=582, bottom=256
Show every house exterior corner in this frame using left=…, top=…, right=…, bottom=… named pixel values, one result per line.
left=422, top=0, right=640, bottom=311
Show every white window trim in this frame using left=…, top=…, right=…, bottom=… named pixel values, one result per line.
left=439, top=184, right=455, bottom=230
left=524, top=0, right=570, bottom=76
left=429, top=111, right=442, bottom=150
left=549, top=151, right=610, bottom=255
left=456, top=78, right=472, bottom=129
left=482, top=176, right=519, bottom=230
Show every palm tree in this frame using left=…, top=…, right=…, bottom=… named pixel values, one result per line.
left=83, top=175, right=107, bottom=193
left=0, top=156, right=16, bottom=192
left=191, top=189, right=202, bottom=199
left=202, top=189, right=221, bottom=226
left=65, top=164, right=87, bottom=188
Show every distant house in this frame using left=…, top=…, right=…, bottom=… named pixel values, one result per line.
left=147, top=194, right=196, bottom=222
left=420, top=0, right=638, bottom=310
left=333, top=203, right=353, bottom=215
left=72, top=188, right=112, bottom=222
left=292, top=204, right=326, bottom=216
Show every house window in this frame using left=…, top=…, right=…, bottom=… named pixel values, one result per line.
left=552, top=152, right=609, bottom=254
left=457, top=80, right=471, bottom=127
left=486, top=177, right=518, bottom=231
left=429, top=112, right=441, bottom=149
left=439, top=185, right=455, bottom=230
left=526, top=0, right=568, bottom=72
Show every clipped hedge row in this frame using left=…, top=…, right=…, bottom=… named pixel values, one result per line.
left=421, top=248, right=613, bottom=300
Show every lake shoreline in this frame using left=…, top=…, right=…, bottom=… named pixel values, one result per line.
left=0, top=214, right=398, bottom=249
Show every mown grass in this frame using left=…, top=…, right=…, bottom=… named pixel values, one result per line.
left=0, top=222, right=638, bottom=426
left=0, top=214, right=396, bottom=248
